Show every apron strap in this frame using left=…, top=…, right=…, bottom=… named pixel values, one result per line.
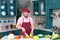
left=22, top=18, right=24, bottom=23
left=29, top=18, right=30, bottom=22
left=22, top=17, right=30, bottom=23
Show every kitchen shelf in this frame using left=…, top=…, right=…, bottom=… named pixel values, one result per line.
left=0, top=0, right=17, bottom=17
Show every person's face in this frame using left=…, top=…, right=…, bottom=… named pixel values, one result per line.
left=23, top=12, right=29, bottom=17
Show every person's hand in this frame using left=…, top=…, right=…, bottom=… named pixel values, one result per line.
left=21, top=27, right=26, bottom=33
left=30, top=31, right=33, bottom=35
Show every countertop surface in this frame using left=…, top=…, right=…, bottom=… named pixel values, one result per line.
left=1, top=36, right=51, bottom=40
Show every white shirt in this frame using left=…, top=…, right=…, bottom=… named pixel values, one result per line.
left=17, top=16, right=33, bottom=25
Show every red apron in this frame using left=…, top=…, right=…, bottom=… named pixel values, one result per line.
left=20, top=18, right=31, bottom=35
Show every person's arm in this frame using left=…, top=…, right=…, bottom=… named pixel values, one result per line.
left=30, top=18, right=34, bottom=34
left=30, top=23, right=34, bottom=34
left=16, top=18, right=26, bottom=32
left=16, top=22, right=22, bottom=29
left=16, top=23, right=26, bottom=32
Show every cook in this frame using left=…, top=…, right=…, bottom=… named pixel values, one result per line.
left=16, top=8, right=34, bottom=36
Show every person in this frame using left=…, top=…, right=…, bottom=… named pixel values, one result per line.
left=16, top=8, right=34, bottom=35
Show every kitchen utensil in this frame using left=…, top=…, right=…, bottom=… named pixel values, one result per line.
left=1, top=11, right=6, bottom=16
left=10, top=24, right=13, bottom=29
left=25, top=33, right=29, bottom=37
left=6, top=25, right=9, bottom=30
left=1, top=5, right=5, bottom=9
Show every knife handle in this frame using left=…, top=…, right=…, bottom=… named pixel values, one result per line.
left=25, top=33, right=29, bottom=36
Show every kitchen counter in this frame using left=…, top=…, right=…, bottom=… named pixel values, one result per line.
left=1, top=36, right=51, bottom=40
left=0, top=29, right=52, bottom=38
left=1, top=34, right=60, bottom=40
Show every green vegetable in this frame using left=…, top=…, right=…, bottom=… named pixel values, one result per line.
left=45, top=35, right=52, bottom=38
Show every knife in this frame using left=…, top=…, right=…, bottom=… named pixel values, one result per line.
left=24, top=33, right=29, bottom=37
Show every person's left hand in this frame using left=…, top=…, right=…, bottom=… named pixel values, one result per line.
left=30, top=31, right=33, bottom=35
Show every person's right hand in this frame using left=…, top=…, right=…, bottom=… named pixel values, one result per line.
left=21, top=27, right=26, bottom=33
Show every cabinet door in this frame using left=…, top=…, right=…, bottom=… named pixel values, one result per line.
left=7, top=0, right=17, bottom=17
left=33, top=1, right=38, bottom=12
left=46, top=0, right=55, bottom=5
left=0, top=0, right=1, bottom=16
left=54, top=0, right=60, bottom=4
left=0, top=0, right=8, bottom=17
left=33, top=1, right=40, bottom=16
left=46, top=0, right=60, bottom=5
left=46, top=0, right=60, bottom=9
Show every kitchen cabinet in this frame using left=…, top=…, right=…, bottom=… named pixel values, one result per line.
left=54, top=0, right=60, bottom=4
left=46, top=0, right=54, bottom=5
left=7, top=0, right=17, bottom=17
left=33, top=1, right=40, bottom=16
left=46, top=0, right=60, bottom=5
left=33, top=1, right=45, bottom=16
left=0, top=30, right=20, bottom=37
left=0, top=0, right=8, bottom=17
left=0, top=0, right=17, bottom=17
left=0, top=29, right=52, bottom=37
left=45, top=0, right=60, bottom=29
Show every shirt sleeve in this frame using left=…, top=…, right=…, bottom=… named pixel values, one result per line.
left=30, top=17, right=34, bottom=24
left=17, top=17, right=22, bottom=25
